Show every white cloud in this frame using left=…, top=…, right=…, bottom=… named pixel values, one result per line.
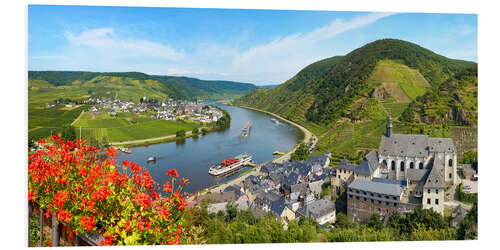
left=231, top=12, right=395, bottom=76
left=66, top=28, right=184, bottom=60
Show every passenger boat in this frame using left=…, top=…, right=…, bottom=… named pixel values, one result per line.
left=241, top=121, right=251, bottom=137
left=208, top=154, right=253, bottom=176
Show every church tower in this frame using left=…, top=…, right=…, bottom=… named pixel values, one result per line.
left=386, top=112, right=393, bottom=137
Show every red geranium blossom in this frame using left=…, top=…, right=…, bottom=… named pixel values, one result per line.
left=166, top=169, right=179, bottom=178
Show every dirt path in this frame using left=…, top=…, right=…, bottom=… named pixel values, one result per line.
left=71, top=110, right=85, bottom=126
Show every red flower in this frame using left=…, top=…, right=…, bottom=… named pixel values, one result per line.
left=166, top=169, right=179, bottom=178
left=121, top=160, right=130, bottom=167
left=80, top=216, right=95, bottom=232
left=51, top=134, right=60, bottom=141
left=28, top=191, right=37, bottom=202
left=53, top=190, right=69, bottom=207
left=37, top=139, right=46, bottom=145
left=106, top=147, right=117, bottom=158
left=134, top=193, right=152, bottom=208
left=163, top=181, right=173, bottom=193
left=57, top=209, right=72, bottom=223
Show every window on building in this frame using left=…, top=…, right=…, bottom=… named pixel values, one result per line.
left=378, top=200, right=381, bottom=204
left=386, top=202, right=389, bottom=206
left=363, top=197, right=366, bottom=202
left=435, top=199, right=439, bottom=205
left=363, top=191, right=367, bottom=195
left=356, top=190, right=359, bottom=194
left=449, top=173, right=452, bottom=179
left=393, top=197, right=397, bottom=200
left=435, top=189, right=438, bottom=194
left=449, top=159, right=453, bottom=167
left=427, top=189, right=431, bottom=194
left=383, top=160, right=387, bottom=167
left=385, top=195, right=389, bottom=199
left=419, top=162, right=424, bottom=169
left=410, top=162, right=414, bottom=169
left=349, top=195, right=353, bottom=198
left=427, top=198, right=431, bottom=204
left=394, top=203, right=397, bottom=207
left=391, top=161, right=395, bottom=171
left=400, top=162, right=405, bottom=171
left=356, top=196, right=359, bottom=200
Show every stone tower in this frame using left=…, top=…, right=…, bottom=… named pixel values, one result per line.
left=386, top=112, right=393, bottom=137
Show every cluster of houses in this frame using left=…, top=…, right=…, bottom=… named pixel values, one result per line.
left=86, top=96, right=223, bottom=122
left=189, top=113, right=476, bottom=229
left=189, top=154, right=338, bottom=226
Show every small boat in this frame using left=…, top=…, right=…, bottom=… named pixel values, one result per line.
left=147, top=156, right=156, bottom=162
left=271, top=118, right=279, bottom=124
left=273, top=151, right=285, bottom=156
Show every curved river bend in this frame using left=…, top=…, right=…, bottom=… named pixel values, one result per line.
left=116, top=104, right=303, bottom=193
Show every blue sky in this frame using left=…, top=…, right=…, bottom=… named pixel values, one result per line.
left=28, top=5, right=477, bottom=85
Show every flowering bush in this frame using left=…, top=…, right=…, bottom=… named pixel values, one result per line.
left=28, top=135, right=189, bottom=245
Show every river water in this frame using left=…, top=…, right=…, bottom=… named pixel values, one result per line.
left=115, top=104, right=303, bottom=194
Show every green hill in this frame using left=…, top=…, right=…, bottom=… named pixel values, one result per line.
left=28, top=71, right=257, bottom=103
left=234, top=39, right=477, bottom=159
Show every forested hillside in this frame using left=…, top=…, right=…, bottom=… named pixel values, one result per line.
left=234, top=39, right=477, bottom=160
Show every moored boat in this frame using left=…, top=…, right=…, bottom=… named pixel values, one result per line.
left=208, top=154, right=253, bottom=176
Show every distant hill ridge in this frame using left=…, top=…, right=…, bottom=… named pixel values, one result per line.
left=28, top=71, right=258, bottom=101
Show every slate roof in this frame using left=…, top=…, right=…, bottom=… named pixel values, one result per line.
left=256, top=190, right=282, bottom=205
left=424, top=157, right=445, bottom=189
left=336, top=151, right=379, bottom=177
left=270, top=200, right=287, bottom=216
left=224, top=184, right=245, bottom=198
left=406, top=169, right=430, bottom=182
left=309, top=180, right=324, bottom=196
left=379, top=134, right=429, bottom=157
left=297, top=199, right=335, bottom=219
left=285, top=172, right=300, bottom=187
left=372, top=177, right=402, bottom=186
left=349, top=179, right=402, bottom=196
left=428, top=138, right=455, bottom=153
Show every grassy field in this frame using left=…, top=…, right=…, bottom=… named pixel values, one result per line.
left=369, top=59, right=430, bottom=102
left=74, top=111, right=200, bottom=143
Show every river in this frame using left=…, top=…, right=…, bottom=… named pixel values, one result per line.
left=115, top=104, right=303, bottom=194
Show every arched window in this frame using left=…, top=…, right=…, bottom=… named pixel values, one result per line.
left=410, top=162, right=414, bottom=169
left=448, top=159, right=453, bottom=167
left=391, top=161, right=395, bottom=171
left=400, top=161, right=405, bottom=171
left=382, top=160, right=387, bottom=167
left=419, top=162, right=423, bottom=169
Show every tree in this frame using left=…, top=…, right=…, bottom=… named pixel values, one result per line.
left=176, top=130, right=186, bottom=138
left=456, top=202, right=478, bottom=240
left=192, top=127, right=199, bottom=134
left=368, top=213, right=383, bottom=231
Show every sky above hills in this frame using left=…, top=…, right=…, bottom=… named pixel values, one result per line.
left=28, top=5, right=477, bottom=85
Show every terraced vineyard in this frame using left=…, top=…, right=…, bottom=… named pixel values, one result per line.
left=28, top=103, right=88, bottom=140
left=451, top=126, right=478, bottom=159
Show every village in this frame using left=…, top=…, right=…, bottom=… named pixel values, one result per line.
left=83, top=95, right=224, bottom=123
left=187, top=113, right=478, bottom=230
